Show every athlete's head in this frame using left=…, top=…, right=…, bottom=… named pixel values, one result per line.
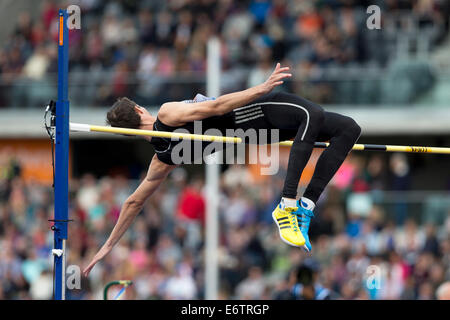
left=106, top=97, right=152, bottom=129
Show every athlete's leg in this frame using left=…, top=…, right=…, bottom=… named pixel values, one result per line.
left=257, top=92, right=325, bottom=247
left=296, top=111, right=361, bottom=252
left=304, top=111, right=362, bottom=203
left=262, top=92, right=326, bottom=200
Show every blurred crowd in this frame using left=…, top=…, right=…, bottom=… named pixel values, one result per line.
left=0, top=0, right=449, bottom=108
left=1, top=0, right=450, bottom=301
left=1, top=152, right=450, bottom=300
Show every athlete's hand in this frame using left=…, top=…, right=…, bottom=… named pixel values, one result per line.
left=83, top=246, right=111, bottom=277
left=260, top=63, right=292, bottom=94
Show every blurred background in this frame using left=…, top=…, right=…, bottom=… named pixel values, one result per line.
left=1, top=0, right=450, bottom=300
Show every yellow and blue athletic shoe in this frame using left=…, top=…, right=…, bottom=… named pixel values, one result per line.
left=295, top=200, right=315, bottom=252
left=272, top=204, right=305, bottom=247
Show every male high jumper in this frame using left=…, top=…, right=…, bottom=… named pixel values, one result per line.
left=83, top=63, right=361, bottom=276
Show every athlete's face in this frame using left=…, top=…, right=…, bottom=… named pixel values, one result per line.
left=134, top=105, right=153, bottom=127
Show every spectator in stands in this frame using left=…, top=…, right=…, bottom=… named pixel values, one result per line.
left=1, top=0, right=449, bottom=107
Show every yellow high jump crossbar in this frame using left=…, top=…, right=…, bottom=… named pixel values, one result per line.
left=70, top=122, right=242, bottom=144
left=69, top=122, right=450, bottom=155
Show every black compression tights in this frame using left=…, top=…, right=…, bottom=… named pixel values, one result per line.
left=263, top=93, right=361, bottom=202
left=302, top=111, right=362, bottom=203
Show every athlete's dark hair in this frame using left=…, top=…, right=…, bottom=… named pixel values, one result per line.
left=106, top=97, right=141, bottom=129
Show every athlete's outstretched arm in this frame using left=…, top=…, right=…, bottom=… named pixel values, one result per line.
left=83, top=155, right=175, bottom=276
left=159, top=63, right=292, bottom=126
